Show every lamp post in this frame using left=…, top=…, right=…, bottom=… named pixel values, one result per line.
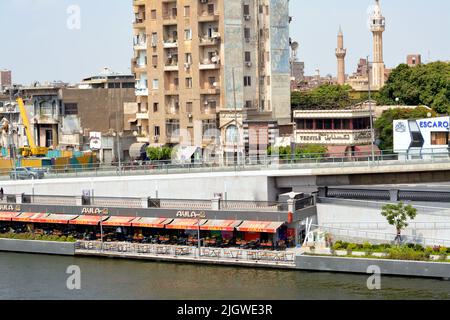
left=367, top=55, right=376, bottom=163
left=197, top=218, right=201, bottom=258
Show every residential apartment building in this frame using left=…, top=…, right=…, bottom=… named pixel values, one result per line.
left=0, top=70, right=12, bottom=90
left=132, top=0, right=291, bottom=163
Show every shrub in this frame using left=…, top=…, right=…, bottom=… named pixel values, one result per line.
left=346, top=243, right=357, bottom=255
left=439, top=247, right=448, bottom=261
left=363, top=242, right=373, bottom=256
left=387, top=245, right=429, bottom=261
left=332, top=242, right=342, bottom=251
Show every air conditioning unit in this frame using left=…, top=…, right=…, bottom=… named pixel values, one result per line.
left=212, top=82, right=218, bottom=88
left=244, top=15, right=251, bottom=21
left=184, top=62, right=191, bottom=69
left=151, top=42, right=157, bottom=47
left=246, top=61, right=252, bottom=67
left=245, top=37, right=250, bottom=43
left=188, top=114, right=193, bottom=118
left=211, top=32, right=221, bottom=39
left=200, top=0, right=208, bottom=3
left=153, top=136, right=159, bottom=141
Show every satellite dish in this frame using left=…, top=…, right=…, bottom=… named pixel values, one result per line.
left=290, top=41, right=299, bottom=51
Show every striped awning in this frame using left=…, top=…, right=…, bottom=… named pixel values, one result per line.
left=12, top=213, right=50, bottom=223
left=69, top=215, right=108, bottom=226
left=131, top=217, right=172, bottom=228
left=200, top=220, right=242, bottom=232
left=0, top=211, right=21, bottom=221
left=166, top=219, right=207, bottom=230
left=37, top=214, right=78, bottom=224
left=102, top=216, right=138, bottom=227
left=237, top=221, right=284, bottom=233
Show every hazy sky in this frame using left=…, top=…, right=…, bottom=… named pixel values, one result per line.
left=0, top=0, right=449, bottom=84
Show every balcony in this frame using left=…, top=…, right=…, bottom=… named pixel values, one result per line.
left=163, top=40, right=178, bottom=49
left=200, top=85, right=220, bottom=95
left=133, top=40, right=147, bottom=51
left=198, top=13, right=220, bottom=22
left=199, top=36, right=220, bottom=46
left=133, top=18, right=145, bottom=29
left=164, top=59, right=179, bottom=71
left=162, top=14, right=177, bottom=25
left=135, top=88, right=148, bottom=96
left=199, top=62, right=220, bottom=70
left=136, top=112, right=149, bottom=120
left=133, top=0, right=146, bottom=6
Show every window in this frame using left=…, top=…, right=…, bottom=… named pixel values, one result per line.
left=245, top=101, right=252, bottom=109
left=184, top=6, right=190, bottom=17
left=154, top=126, right=160, bottom=136
left=65, top=103, right=78, bottom=115
left=316, top=119, right=324, bottom=130
left=185, top=53, right=192, bottom=64
left=342, top=119, right=350, bottom=129
left=166, top=119, right=180, bottom=138
left=152, top=55, right=158, bottom=67
left=245, top=51, right=251, bottom=62
left=244, top=28, right=251, bottom=40
left=207, top=4, right=214, bottom=14
left=152, top=79, right=159, bottom=89
left=185, top=77, right=192, bottom=89
left=243, top=4, right=250, bottom=15
left=153, top=103, right=159, bottom=113
left=226, top=125, right=239, bottom=144
left=244, top=76, right=251, bottom=87
left=184, top=29, right=192, bottom=40
left=431, top=132, right=449, bottom=145
left=151, top=10, right=156, bottom=19
left=334, top=119, right=342, bottom=130
left=324, top=119, right=332, bottom=130
left=186, top=102, right=193, bottom=113
left=203, top=120, right=217, bottom=138
left=151, top=33, right=158, bottom=46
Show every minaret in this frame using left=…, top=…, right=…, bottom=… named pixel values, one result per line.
left=335, top=26, right=347, bottom=85
left=370, top=0, right=386, bottom=89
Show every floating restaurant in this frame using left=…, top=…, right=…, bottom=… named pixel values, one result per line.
left=0, top=193, right=317, bottom=251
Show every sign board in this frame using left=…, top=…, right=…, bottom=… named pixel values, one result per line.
left=393, top=116, right=450, bottom=153
left=89, top=132, right=102, bottom=150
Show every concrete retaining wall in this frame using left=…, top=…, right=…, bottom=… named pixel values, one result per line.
left=0, top=238, right=75, bottom=256
left=295, top=255, right=450, bottom=279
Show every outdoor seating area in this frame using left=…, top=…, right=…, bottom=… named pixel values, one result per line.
left=0, top=213, right=297, bottom=251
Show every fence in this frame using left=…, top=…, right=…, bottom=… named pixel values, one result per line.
left=312, top=224, right=450, bottom=247
left=75, top=241, right=296, bottom=264
left=2, top=148, right=450, bottom=181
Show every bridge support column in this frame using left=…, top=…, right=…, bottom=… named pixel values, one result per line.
left=389, top=189, right=399, bottom=202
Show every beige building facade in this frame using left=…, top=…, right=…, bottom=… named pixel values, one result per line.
left=132, top=0, right=291, bottom=163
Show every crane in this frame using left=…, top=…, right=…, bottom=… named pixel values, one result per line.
left=16, top=97, right=48, bottom=157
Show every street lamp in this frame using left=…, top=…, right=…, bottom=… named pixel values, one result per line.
left=366, top=55, right=376, bottom=163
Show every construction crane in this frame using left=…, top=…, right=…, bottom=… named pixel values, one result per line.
left=16, top=97, right=48, bottom=157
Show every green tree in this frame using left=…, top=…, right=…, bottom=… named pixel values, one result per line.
left=381, top=202, right=417, bottom=243
left=374, top=107, right=436, bottom=150
left=292, top=84, right=358, bottom=109
left=294, top=145, right=328, bottom=159
left=146, top=146, right=173, bottom=161
left=376, top=61, right=450, bottom=114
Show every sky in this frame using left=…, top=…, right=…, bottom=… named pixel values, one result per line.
left=0, top=0, right=449, bottom=85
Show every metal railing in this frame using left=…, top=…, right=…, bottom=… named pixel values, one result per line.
left=221, top=200, right=288, bottom=212
left=1, top=148, right=450, bottom=181
left=313, top=224, right=450, bottom=247
left=75, top=240, right=296, bottom=264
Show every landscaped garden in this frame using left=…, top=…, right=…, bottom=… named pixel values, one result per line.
left=0, top=232, right=76, bottom=243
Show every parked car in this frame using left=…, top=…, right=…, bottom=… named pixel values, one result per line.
left=10, top=167, right=45, bottom=180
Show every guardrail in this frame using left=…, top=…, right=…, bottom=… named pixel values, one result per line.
left=1, top=148, right=450, bottom=181
left=75, top=240, right=296, bottom=264
left=313, top=224, right=450, bottom=247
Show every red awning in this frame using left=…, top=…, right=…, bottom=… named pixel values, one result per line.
left=37, top=214, right=78, bottom=224
left=131, top=217, right=172, bottom=228
left=69, top=215, right=108, bottom=225
left=326, top=146, right=349, bottom=158
left=102, top=216, right=138, bottom=227
left=0, top=211, right=21, bottom=221
left=166, top=219, right=208, bottom=230
left=12, top=213, right=50, bottom=223
left=354, top=145, right=381, bottom=156
left=200, top=220, right=242, bottom=232
left=237, top=221, right=284, bottom=233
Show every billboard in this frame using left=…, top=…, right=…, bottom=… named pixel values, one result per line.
left=89, top=132, right=102, bottom=150
left=393, top=117, right=450, bottom=154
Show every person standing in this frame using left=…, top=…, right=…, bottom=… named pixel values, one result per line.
left=0, top=187, right=4, bottom=201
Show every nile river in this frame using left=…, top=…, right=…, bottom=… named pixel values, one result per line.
left=0, top=252, right=449, bottom=300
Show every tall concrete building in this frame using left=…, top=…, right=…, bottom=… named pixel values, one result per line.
left=131, top=0, right=291, bottom=163
left=335, top=27, right=346, bottom=85
left=370, top=0, right=386, bottom=90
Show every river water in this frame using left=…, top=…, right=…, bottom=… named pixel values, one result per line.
left=0, top=252, right=449, bottom=300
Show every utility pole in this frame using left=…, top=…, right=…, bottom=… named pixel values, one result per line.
left=367, top=55, right=376, bottom=163
left=232, top=67, right=238, bottom=170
